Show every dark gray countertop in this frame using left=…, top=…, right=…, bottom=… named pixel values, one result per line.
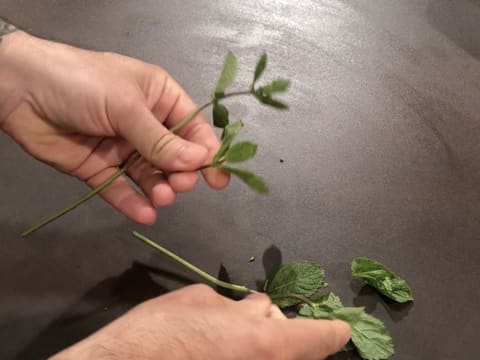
left=1, top=1, right=479, bottom=359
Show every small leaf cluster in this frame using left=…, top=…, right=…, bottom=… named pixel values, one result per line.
left=208, top=51, right=290, bottom=194
left=264, top=258, right=414, bottom=360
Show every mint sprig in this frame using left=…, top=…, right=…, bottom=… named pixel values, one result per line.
left=22, top=52, right=290, bottom=236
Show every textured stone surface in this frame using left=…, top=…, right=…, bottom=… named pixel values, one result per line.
left=0, top=1, right=479, bottom=359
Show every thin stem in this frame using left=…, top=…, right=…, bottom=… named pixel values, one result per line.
left=169, top=101, right=213, bottom=133
left=269, top=294, right=314, bottom=307
left=133, top=232, right=316, bottom=308
left=132, top=231, right=252, bottom=293
left=21, top=152, right=142, bottom=237
left=217, top=90, right=252, bottom=100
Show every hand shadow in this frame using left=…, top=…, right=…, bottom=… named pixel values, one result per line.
left=13, top=261, right=195, bottom=360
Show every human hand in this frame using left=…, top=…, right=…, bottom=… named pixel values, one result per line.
left=0, top=31, right=228, bottom=224
left=51, top=284, right=350, bottom=360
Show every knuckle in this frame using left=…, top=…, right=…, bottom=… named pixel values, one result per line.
left=150, top=132, right=178, bottom=161
left=181, top=284, right=218, bottom=301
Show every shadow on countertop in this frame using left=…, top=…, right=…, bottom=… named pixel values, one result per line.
left=12, top=262, right=194, bottom=360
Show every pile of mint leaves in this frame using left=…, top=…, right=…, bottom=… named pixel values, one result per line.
left=265, top=258, right=413, bottom=359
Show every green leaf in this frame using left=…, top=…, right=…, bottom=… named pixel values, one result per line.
left=224, top=141, right=257, bottom=163
left=351, top=258, right=413, bottom=303
left=335, top=307, right=395, bottom=360
left=261, top=79, right=290, bottom=95
left=298, top=292, right=343, bottom=319
left=253, top=52, right=267, bottom=85
left=265, top=262, right=326, bottom=308
left=215, top=51, right=237, bottom=95
left=212, top=120, right=244, bottom=163
left=298, top=304, right=395, bottom=360
left=254, top=88, right=289, bottom=110
left=219, top=166, right=269, bottom=194
left=212, top=102, right=229, bottom=128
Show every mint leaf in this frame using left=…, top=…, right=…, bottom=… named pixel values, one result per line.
left=335, top=307, right=394, bottom=360
left=213, top=120, right=244, bottom=163
left=298, top=292, right=343, bottom=319
left=224, top=141, right=257, bottom=163
left=265, top=262, right=326, bottom=308
left=254, top=88, right=289, bottom=110
left=299, top=303, right=394, bottom=360
left=261, top=79, right=290, bottom=95
left=212, top=102, right=229, bottom=128
left=351, top=258, right=413, bottom=303
left=215, top=51, right=237, bottom=96
left=219, top=166, right=268, bottom=194
left=253, top=53, right=267, bottom=85
left=311, top=292, right=344, bottom=311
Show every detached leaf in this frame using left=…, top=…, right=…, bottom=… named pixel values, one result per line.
left=212, top=120, right=244, bottom=163
left=215, top=51, right=238, bottom=95
left=253, top=52, right=267, bottom=85
left=212, top=102, right=229, bottom=128
left=351, top=258, right=413, bottom=303
left=224, top=141, right=257, bottom=163
left=265, top=262, right=326, bottom=308
left=261, top=79, right=290, bottom=95
left=335, top=307, right=395, bottom=360
left=219, top=166, right=269, bottom=194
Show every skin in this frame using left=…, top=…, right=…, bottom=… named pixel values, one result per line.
left=0, top=24, right=350, bottom=359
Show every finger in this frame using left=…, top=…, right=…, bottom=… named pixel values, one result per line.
left=86, top=167, right=157, bottom=224
left=158, top=284, right=234, bottom=308
left=150, top=77, right=229, bottom=189
left=266, top=319, right=351, bottom=360
left=127, top=159, right=176, bottom=207
left=235, top=293, right=273, bottom=317
left=173, top=119, right=230, bottom=190
left=112, top=100, right=208, bottom=172
left=72, top=138, right=134, bottom=179
left=167, top=171, right=200, bottom=193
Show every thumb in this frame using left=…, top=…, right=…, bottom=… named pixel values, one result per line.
left=115, top=102, right=208, bottom=171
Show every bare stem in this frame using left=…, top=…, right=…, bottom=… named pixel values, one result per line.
left=132, top=231, right=252, bottom=293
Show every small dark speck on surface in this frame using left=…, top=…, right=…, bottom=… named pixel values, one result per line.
left=280, top=159, right=284, bottom=163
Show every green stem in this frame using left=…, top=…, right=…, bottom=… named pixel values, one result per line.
left=169, top=101, right=213, bottom=133
left=22, top=92, right=249, bottom=237
left=132, top=231, right=252, bottom=293
left=21, top=152, right=142, bottom=237
left=133, top=232, right=316, bottom=308
left=217, top=90, right=252, bottom=100
left=269, top=294, right=314, bottom=307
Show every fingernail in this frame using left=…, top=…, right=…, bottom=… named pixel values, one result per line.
left=178, top=142, right=207, bottom=165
